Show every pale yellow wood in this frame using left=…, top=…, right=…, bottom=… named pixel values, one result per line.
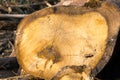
left=16, top=11, right=108, bottom=79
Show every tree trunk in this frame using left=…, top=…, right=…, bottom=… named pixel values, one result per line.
left=15, top=0, right=120, bottom=80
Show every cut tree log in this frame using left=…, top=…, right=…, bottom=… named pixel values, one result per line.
left=15, top=0, right=120, bottom=80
